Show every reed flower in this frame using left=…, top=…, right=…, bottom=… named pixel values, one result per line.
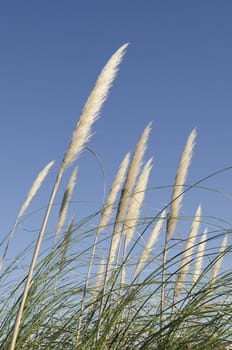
left=0, top=161, right=54, bottom=265
left=55, top=167, right=78, bottom=237
left=99, top=125, right=152, bottom=322
left=209, top=234, right=228, bottom=285
left=9, top=45, right=128, bottom=350
left=166, top=129, right=196, bottom=241
left=62, top=43, right=128, bottom=168
left=4, top=44, right=231, bottom=350
left=192, top=227, right=208, bottom=285
left=134, top=209, right=166, bottom=278
left=98, top=152, right=130, bottom=233
left=78, top=153, right=130, bottom=324
left=174, top=205, right=201, bottom=298
left=75, top=151, right=130, bottom=345
left=124, top=158, right=153, bottom=248
left=18, top=161, right=55, bottom=219
left=121, top=158, right=152, bottom=286
left=111, top=122, right=152, bottom=261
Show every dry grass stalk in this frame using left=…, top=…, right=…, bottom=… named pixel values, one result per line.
left=174, top=205, right=201, bottom=298
left=18, top=161, right=55, bottom=219
left=82, top=153, right=130, bottom=293
left=192, top=227, right=208, bottom=285
left=209, top=234, right=228, bottom=285
left=120, top=158, right=153, bottom=286
left=96, top=125, right=152, bottom=339
left=76, top=153, right=130, bottom=338
left=0, top=161, right=54, bottom=266
left=55, top=167, right=78, bottom=238
left=111, top=122, right=152, bottom=262
left=10, top=45, right=128, bottom=350
left=10, top=165, right=63, bottom=350
left=98, top=152, right=130, bottom=233
left=160, top=129, right=196, bottom=326
left=134, top=209, right=166, bottom=278
left=124, top=158, right=153, bottom=249
left=166, top=129, right=196, bottom=242
left=62, top=43, right=128, bottom=168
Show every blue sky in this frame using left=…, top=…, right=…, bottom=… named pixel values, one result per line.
left=1, top=1, right=232, bottom=257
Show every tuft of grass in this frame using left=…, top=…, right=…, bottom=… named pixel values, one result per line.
left=0, top=45, right=231, bottom=350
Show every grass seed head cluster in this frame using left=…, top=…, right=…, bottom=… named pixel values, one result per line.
left=0, top=44, right=231, bottom=350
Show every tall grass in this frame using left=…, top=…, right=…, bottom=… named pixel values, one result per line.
left=0, top=44, right=231, bottom=350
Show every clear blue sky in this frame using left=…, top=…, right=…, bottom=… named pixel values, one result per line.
left=1, top=1, right=232, bottom=256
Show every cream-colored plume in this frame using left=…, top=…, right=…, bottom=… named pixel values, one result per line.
left=192, top=227, right=208, bottom=285
left=174, top=205, right=201, bottom=298
left=76, top=154, right=130, bottom=343
left=98, top=152, right=130, bottom=233
left=166, top=129, right=196, bottom=241
left=9, top=45, right=128, bottom=350
left=113, top=122, right=152, bottom=239
left=124, top=158, right=153, bottom=248
left=209, top=234, right=228, bottom=285
left=134, top=210, right=166, bottom=278
left=55, top=167, right=78, bottom=237
left=18, top=161, right=55, bottom=219
left=0, top=160, right=54, bottom=265
left=63, top=43, right=128, bottom=167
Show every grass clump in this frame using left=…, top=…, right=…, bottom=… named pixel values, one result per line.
left=0, top=44, right=231, bottom=350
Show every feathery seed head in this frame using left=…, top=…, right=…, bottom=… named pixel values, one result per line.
left=18, top=160, right=55, bottom=219
left=166, top=128, right=196, bottom=241
left=209, top=234, right=228, bottom=285
left=134, top=209, right=166, bottom=278
left=192, top=227, right=208, bottom=285
left=174, top=204, right=201, bottom=298
left=98, top=152, right=130, bottom=234
left=63, top=43, right=129, bottom=167
left=124, top=157, right=153, bottom=246
left=114, top=122, right=152, bottom=234
left=55, top=167, right=78, bottom=237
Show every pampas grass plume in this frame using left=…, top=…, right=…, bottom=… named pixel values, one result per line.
left=79, top=153, right=130, bottom=321
left=98, top=152, right=130, bottom=233
left=62, top=43, right=128, bottom=167
left=18, top=160, right=55, bottom=219
left=55, top=167, right=78, bottom=237
left=209, top=234, right=228, bottom=285
left=113, top=122, right=152, bottom=237
left=166, top=128, right=196, bottom=241
left=0, top=160, right=54, bottom=265
left=174, top=205, right=201, bottom=298
left=125, top=157, right=153, bottom=247
left=10, top=45, right=128, bottom=350
left=134, top=209, right=166, bottom=278
left=192, top=227, right=208, bottom=285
